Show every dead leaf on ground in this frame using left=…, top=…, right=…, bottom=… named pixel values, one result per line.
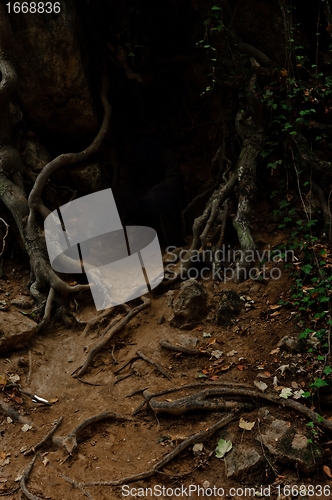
left=239, top=417, right=256, bottom=431
left=323, top=465, right=332, bottom=479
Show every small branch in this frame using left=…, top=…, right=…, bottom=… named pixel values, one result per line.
left=73, top=297, right=150, bottom=378
left=81, top=413, right=235, bottom=487
left=20, top=456, right=42, bottom=500
left=114, top=372, right=135, bottom=385
left=136, top=350, right=172, bottom=380
left=24, top=416, right=64, bottom=456
left=159, top=339, right=210, bottom=357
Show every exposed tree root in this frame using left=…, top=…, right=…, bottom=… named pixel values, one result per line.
left=81, top=307, right=116, bottom=337
left=81, top=412, right=236, bottom=487
left=24, top=416, right=64, bottom=456
left=46, top=456, right=95, bottom=500
left=131, top=381, right=253, bottom=415
left=144, top=388, right=255, bottom=415
left=72, top=296, right=150, bottom=378
left=137, top=350, right=173, bottom=380
left=138, top=384, right=332, bottom=432
left=180, top=60, right=264, bottom=281
left=20, top=456, right=42, bottom=500
left=159, top=338, right=211, bottom=357
left=0, top=8, right=112, bottom=331
left=52, top=411, right=134, bottom=455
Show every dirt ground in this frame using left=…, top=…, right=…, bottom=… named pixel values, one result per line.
left=0, top=225, right=331, bottom=500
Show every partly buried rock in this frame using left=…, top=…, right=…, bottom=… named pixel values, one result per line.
left=257, top=418, right=322, bottom=474
left=0, top=311, right=37, bottom=353
left=225, top=447, right=262, bottom=479
left=169, top=279, right=207, bottom=329
left=216, top=289, right=242, bottom=325
left=277, top=335, right=304, bottom=353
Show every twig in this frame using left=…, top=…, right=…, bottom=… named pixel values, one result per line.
left=81, top=412, right=235, bottom=487
left=136, top=350, right=172, bottom=380
left=52, top=411, right=134, bottom=455
left=77, top=378, right=104, bottom=387
left=159, top=339, right=210, bottom=357
left=24, top=416, right=64, bottom=456
left=20, top=456, right=42, bottom=500
left=73, top=297, right=150, bottom=378
left=114, top=372, right=135, bottom=385
left=126, top=387, right=149, bottom=398
left=111, top=345, right=118, bottom=364
left=113, top=356, right=139, bottom=374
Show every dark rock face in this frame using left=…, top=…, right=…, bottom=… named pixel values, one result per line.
left=9, top=1, right=98, bottom=139
left=216, top=289, right=242, bottom=325
left=169, top=278, right=208, bottom=329
left=0, top=311, right=37, bottom=353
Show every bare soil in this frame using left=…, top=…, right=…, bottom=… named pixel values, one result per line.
left=0, top=227, right=331, bottom=500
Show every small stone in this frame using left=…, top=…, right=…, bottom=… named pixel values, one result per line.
left=157, top=315, right=165, bottom=325
left=0, top=310, right=37, bottom=353
left=225, top=447, right=262, bottom=478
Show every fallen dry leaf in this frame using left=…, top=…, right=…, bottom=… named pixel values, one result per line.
left=323, top=465, right=332, bottom=479
left=239, top=417, right=256, bottom=431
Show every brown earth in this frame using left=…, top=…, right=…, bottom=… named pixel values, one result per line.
left=0, top=225, right=331, bottom=500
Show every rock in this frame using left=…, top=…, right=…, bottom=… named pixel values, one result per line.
left=178, top=335, right=198, bottom=348
left=69, top=163, right=102, bottom=192
left=10, top=1, right=98, bottom=139
left=257, top=419, right=322, bottom=474
left=277, top=335, right=304, bottom=353
left=0, top=311, right=37, bottom=353
left=157, top=315, right=165, bottom=325
left=225, top=447, right=262, bottom=479
left=11, top=295, right=34, bottom=310
left=216, top=289, right=242, bottom=325
left=169, top=279, right=207, bottom=329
